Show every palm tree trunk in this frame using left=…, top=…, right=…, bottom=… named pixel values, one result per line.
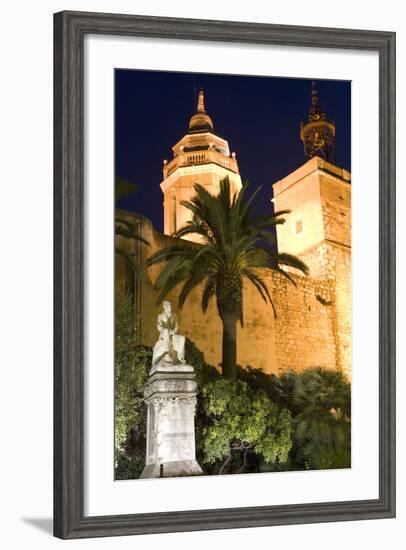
left=221, top=316, right=237, bottom=379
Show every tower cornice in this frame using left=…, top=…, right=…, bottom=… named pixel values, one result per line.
left=163, top=148, right=239, bottom=180
left=273, top=157, right=351, bottom=199
left=171, top=131, right=229, bottom=156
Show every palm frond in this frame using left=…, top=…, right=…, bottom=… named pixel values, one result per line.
left=201, top=276, right=217, bottom=313
left=146, top=243, right=196, bottom=267
left=115, top=219, right=150, bottom=247
left=276, top=253, right=309, bottom=275
left=244, top=270, right=277, bottom=317
left=173, top=222, right=213, bottom=242
left=272, top=266, right=297, bottom=287
left=178, top=270, right=208, bottom=309
left=154, top=255, right=190, bottom=292
left=115, top=247, right=140, bottom=274
left=155, top=266, right=191, bottom=305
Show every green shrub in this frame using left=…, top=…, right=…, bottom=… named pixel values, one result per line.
left=114, top=286, right=151, bottom=479
left=259, top=367, right=351, bottom=470
left=200, top=377, right=292, bottom=474
left=237, top=364, right=351, bottom=471
left=287, top=368, right=351, bottom=469
left=114, top=313, right=351, bottom=478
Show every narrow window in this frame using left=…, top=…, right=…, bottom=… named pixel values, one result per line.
left=295, top=219, right=303, bottom=234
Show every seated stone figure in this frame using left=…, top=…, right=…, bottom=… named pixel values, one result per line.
left=152, top=301, right=186, bottom=369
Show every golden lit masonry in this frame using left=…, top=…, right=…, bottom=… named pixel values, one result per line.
left=273, top=156, right=351, bottom=379
left=116, top=83, right=351, bottom=380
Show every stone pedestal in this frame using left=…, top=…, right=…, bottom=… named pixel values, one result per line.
left=140, top=363, right=203, bottom=478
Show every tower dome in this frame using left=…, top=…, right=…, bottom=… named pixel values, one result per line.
left=188, top=90, right=213, bottom=132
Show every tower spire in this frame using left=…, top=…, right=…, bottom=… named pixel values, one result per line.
left=188, top=89, right=213, bottom=132
left=197, top=89, right=205, bottom=112
left=300, top=80, right=336, bottom=164
left=311, top=80, right=318, bottom=107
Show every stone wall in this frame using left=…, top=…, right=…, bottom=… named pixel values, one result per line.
left=270, top=271, right=337, bottom=372
left=116, top=210, right=349, bottom=376
left=320, top=173, right=351, bottom=248
left=273, top=158, right=351, bottom=279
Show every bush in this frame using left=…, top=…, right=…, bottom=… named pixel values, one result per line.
left=114, top=313, right=351, bottom=478
left=236, top=364, right=351, bottom=471
left=249, top=367, right=351, bottom=471
left=287, top=368, right=351, bottom=470
left=114, top=286, right=151, bottom=479
left=199, top=377, right=292, bottom=475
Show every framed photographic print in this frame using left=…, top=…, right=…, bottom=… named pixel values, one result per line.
left=54, top=10, right=396, bottom=539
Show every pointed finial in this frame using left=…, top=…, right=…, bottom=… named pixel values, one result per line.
left=197, top=90, right=205, bottom=112
left=311, top=81, right=318, bottom=106
left=188, top=89, right=213, bottom=131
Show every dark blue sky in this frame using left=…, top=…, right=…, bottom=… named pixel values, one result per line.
left=115, top=70, right=351, bottom=232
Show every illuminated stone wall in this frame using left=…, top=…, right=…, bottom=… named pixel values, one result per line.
left=273, top=157, right=351, bottom=278
left=272, top=157, right=351, bottom=378
left=116, top=156, right=351, bottom=377
left=116, top=210, right=350, bottom=377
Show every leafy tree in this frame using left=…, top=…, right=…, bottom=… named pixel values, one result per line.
left=147, top=178, right=308, bottom=379
left=114, top=285, right=150, bottom=479
left=200, top=378, right=292, bottom=474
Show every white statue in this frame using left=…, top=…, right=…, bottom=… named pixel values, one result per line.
left=152, top=301, right=186, bottom=368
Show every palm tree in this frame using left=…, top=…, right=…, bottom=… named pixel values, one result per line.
left=147, top=178, right=309, bottom=379
left=278, top=368, right=351, bottom=469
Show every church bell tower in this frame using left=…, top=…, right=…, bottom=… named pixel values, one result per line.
left=160, top=90, right=242, bottom=242
left=273, top=82, right=351, bottom=377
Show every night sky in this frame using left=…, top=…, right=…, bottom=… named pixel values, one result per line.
left=115, top=70, right=351, bottom=232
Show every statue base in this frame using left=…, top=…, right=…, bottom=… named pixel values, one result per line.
left=149, top=359, right=194, bottom=376
left=141, top=367, right=203, bottom=479
left=141, top=459, right=203, bottom=479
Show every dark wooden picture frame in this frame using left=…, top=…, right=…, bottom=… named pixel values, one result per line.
left=54, top=10, right=396, bottom=539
